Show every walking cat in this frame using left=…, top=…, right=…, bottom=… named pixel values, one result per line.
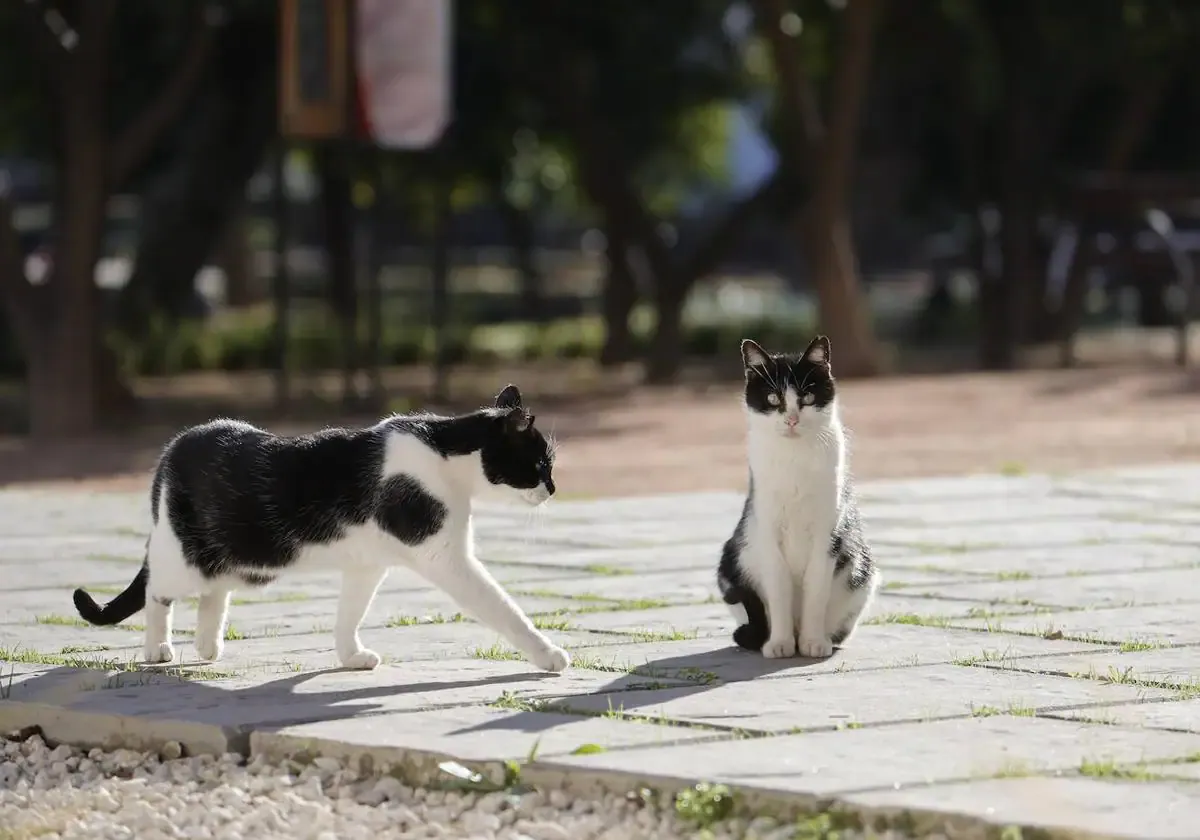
left=717, top=336, right=878, bottom=658
left=72, top=385, right=571, bottom=673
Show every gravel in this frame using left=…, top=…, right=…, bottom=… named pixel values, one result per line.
left=0, top=734, right=913, bottom=840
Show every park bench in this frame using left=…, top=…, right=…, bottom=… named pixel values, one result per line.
left=1055, top=172, right=1200, bottom=367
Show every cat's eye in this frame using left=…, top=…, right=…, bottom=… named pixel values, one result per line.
left=767, top=393, right=781, bottom=406
left=802, top=392, right=815, bottom=405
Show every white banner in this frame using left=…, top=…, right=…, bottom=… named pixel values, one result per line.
left=355, top=0, right=452, bottom=149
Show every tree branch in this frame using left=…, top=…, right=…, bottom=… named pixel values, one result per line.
left=108, top=3, right=218, bottom=190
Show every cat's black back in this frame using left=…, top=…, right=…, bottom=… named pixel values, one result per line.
left=155, top=407, right=550, bottom=585
left=156, top=420, right=382, bottom=583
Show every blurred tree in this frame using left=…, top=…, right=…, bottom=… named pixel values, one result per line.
left=753, top=0, right=885, bottom=377
left=515, top=0, right=794, bottom=382
left=117, top=1, right=276, bottom=335
left=901, top=0, right=1200, bottom=366
left=0, top=0, right=219, bottom=437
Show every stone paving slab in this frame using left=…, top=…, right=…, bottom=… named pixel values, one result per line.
left=6, top=463, right=1200, bottom=838
left=842, top=777, right=1200, bottom=840
left=883, top=541, right=1199, bottom=577
left=973, top=646, right=1200, bottom=691
left=250, top=704, right=715, bottom=768
left=1048, top=698, right=1200, bottom=732
left=552, top=663, right=1172, bottom=733
left=958, top=603, right=1200, bottom=646
left=905, top=567, right=1200, bottom=610
left=533, top=716, right=1200, bottom=797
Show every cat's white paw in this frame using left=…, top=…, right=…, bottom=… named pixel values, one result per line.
left=341, top=649, right=382, bottom=670
left=194, top=636, right=224, bottom=662
left=762, top=635, right=797, bottom=659
left=531, top=645, right=571, bottom=673
left=143, top=642, right=175, bottom=664
left=798, top=636, right=834, bottom=658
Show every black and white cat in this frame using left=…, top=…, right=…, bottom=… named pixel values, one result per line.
left=717, top=336, right=878, bottom=659
left=72, top=385, right=571, bottom=673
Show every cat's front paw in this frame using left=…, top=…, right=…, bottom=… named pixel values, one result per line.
left=143, top=642, right=175, bottom=664
left=762, top=635, right=797, bottom=659
left=531, top=645, right=571, bottom=673
left=194, top=636, right=224, bottom=662
left=341, top=649, right=382, bottom=670
left=798, top=636, right=834, bottom=658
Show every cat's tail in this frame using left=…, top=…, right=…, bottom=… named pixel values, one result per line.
left=73, top=561, right=148, bottom=626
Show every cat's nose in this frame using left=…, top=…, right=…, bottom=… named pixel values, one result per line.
left=544, top=477, right=556, bottom=496
left=785, top=413, right=799, bottom=427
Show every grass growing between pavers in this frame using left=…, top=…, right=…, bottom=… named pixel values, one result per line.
left=0, top=644, right=234, bottom=682
left=581, top=564, right=634, bottom=577
left=488, top=690, right=753, bottom=737
left=30, top=614, right=197, bottom=638
left=386, top=612, right=467, bottom=628
left=969, top=702, right=1036, bottom=718
left=865, top=612, right=955, bottom=628
left=626, top=628, right=700, bottom=643
left=470, top=643, right=523, bottom=662
left=568, top=652, right=720, bottom=685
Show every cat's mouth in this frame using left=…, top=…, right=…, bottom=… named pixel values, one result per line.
left=518, top=483, right=553, bottom=507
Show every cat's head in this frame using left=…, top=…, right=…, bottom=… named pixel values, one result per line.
left=740, top=336, right=836, bottom=437
left=481, top=384, right=556, bottom=506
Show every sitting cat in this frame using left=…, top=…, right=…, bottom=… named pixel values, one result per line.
left=717, top=336, right=878, bottom=659
left=72, top=384, right=571, bottom=673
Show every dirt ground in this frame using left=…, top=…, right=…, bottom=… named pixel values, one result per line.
left=2, top=363, right=1199, bottom=498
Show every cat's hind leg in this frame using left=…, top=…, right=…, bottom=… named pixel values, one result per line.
left=336, top=566, right=389, bottom=670
left=143, top=523, right=199, bottom=664
left=194, top=587, right=233, bottom=662
left=413, top=546, right=569, bottom=672
left=724, top=586, right=769, bottom=652
left=825, top=565, right=880, bottom=647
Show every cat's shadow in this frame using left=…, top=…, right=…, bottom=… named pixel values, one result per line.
left=9, top=646, right=824, bottom=747
left=7, top=664, right=563, bottom=732
left=449, top=644, right=825, bottom=738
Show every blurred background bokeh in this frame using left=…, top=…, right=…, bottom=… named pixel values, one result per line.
left=2, top=0, right=1199, bottom=487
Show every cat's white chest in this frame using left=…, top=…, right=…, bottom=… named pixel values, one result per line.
left=751, top=437, right=837, bottom=573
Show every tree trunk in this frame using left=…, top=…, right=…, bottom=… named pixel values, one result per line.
left=28, top=97, right=109, bottom=438
left=216, top=211, right=258, bottom=307
left=755, top=0, right=883, bottom=375
left=118, top=10, right=276, bottom=333
left=599, top=217, right=638, bottom=366
left=315, top=142, right=359, bottom=405
left=498, top=196, right=545, bottom=322
left=798, top=209, right=880, bottom=376
left=644, top=280, right=686, bottom=384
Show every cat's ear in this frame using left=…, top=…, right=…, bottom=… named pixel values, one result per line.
left=741, top=339, right=770, bottom=370
left=803, top=335, right=831, bottom=366
left=495, top=384, right=523, bottom=409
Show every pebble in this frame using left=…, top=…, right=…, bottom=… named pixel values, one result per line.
left=0, top=735, right=914, bottom=839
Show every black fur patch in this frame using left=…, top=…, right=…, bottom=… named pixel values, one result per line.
left=375, top=474, right=447, bottom=545
left=717, top=489, right=771, bottom=652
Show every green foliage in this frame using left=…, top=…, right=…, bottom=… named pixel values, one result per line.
left=81, top=305, right=815, bottom=381
left=674, top=781, right=737, bottom=828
